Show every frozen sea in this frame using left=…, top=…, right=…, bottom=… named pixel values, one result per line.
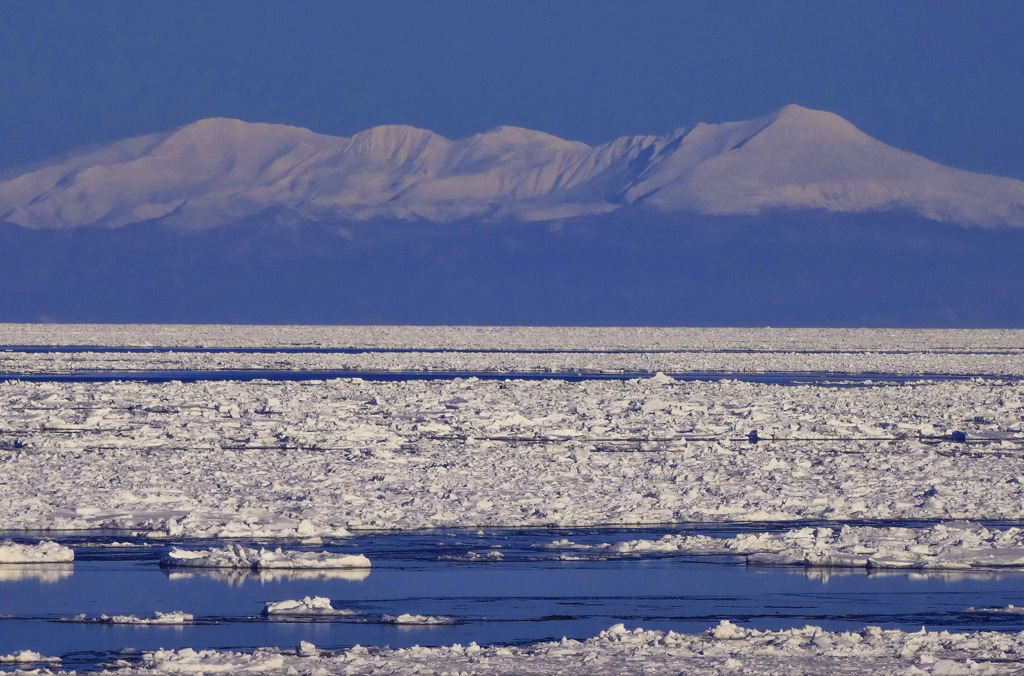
left=2, top=325, right=1024, bottom=674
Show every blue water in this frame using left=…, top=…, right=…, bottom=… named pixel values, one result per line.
left=3, top=528, right=1024, bottom=672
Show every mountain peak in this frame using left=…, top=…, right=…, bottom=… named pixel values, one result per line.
left=474, top=126, right=589, bottom=149
left=346, top=125, right=450, bottom=161
left=765, top=104, right=868, bottom=140
left=170, top=117, right=318, bottom=141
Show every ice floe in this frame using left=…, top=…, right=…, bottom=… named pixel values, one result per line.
left=549, top=523, right=1024, bottom=569
left=66, top=611, right=194, bottom=624
left=0, top=540, right=73, bottom=564
left=0, top=650, right=60, bottom=663
left=381, top=613, right=453, bottom=625
left=967, top=605, right=1024, bottom=615
left=160, top=544, right=370, bottom=570
left=262, top=596, right=358, bottom=616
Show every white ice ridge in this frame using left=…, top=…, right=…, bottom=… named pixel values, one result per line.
left=0, top=539, right=74, bottom=564
left=101, top=622, right=1024, bottom=674
left=69, top=611, right=194, bottom=625
left=160, top=544, right=371, bottom=570
left=968, top=605, right=1024, bottom=615
left=262, top=596, right=358, bottom=616
left=382, top=613, right=454, bottom=625
left=0, top=650, right=60, bottom=663
left=549, top=523, right=1024, bottom=569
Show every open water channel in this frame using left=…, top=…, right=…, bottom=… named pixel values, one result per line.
left=4, top=527, right=1024, bottom=672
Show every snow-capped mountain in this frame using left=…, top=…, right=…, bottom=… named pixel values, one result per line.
left=2, top=105, right=1023, bottom=229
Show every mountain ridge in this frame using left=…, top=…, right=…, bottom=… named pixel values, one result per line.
left=2, top=105, right=1023, bottom=230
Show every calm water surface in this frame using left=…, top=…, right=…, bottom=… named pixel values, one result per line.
left=3, top=527, right=1024, bottom=672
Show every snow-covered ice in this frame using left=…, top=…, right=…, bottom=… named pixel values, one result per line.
left=381, top=613, right=453, bottom=625
left=2, top=370, right=1023, bottom=534
left=262, top=596, right=358, bottom=616
left=5, top=326, right=1024, bottom=673
left=549, top=523, right=1024, bottom=569
left=968, top=605, right=1024, bottom=615
left=89, top=622, right=1024, bottom=674
left=3, top=326, right=1024, bottom=377
left=0, top=540, right=73, bottom=564
left=0, top=650, right=60, bottom=663
left=67, top=611, right=193, bottom=625
left=160, top=544, right=370, bottom=570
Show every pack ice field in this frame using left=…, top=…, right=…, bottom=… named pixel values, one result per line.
left=2, top=325, right=1024, bottom=674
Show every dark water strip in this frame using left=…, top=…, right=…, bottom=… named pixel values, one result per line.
left=0, top=369, right=1014, bottom=385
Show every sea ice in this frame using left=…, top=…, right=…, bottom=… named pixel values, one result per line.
left=0, top=540, right=73, bottom=564
left=262, top=596, right=358, bottom=616
left=98, top=621, right=1024, bottom=674
left=550, top=523, right=1024, bottom=569
left=0, top=649, right=60, bottom=663
left=68, top=611, right=194, bottom=625
left=160, top=544, right=370, bottom=570
left=381, top=613, right=454, bottom=625
left=4, top=374, right=1024, bottom=534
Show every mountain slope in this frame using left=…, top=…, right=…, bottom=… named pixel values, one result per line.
left=2, top=105, right=1023, bottom=229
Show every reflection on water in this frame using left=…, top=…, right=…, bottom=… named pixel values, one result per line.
left=0, top=564, right=73, bottom=583
left=165, top=567, right=370, bottom=585
left=797, top=566, right=1018, bottom=584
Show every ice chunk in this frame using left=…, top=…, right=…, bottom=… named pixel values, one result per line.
left=550, top=523, right=1024, bottom=569
left=95, top=611, right=194, bottom=624
left=0, top=539, right=74, bottom=563
left=382, top=613, right=454, bottom=625
left=711, top=620, right=748, bottom=639
left=161, top=544, right=371, bottom=570
left=0, top=650, right=60, bottom=662
left=262, top=596, right=358, bottom=616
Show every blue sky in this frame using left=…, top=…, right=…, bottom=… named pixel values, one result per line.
left=2, top=1, right=1022, bottom=179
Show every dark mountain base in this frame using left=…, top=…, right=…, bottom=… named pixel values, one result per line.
left=1, top=210, right=1022, bottom=326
